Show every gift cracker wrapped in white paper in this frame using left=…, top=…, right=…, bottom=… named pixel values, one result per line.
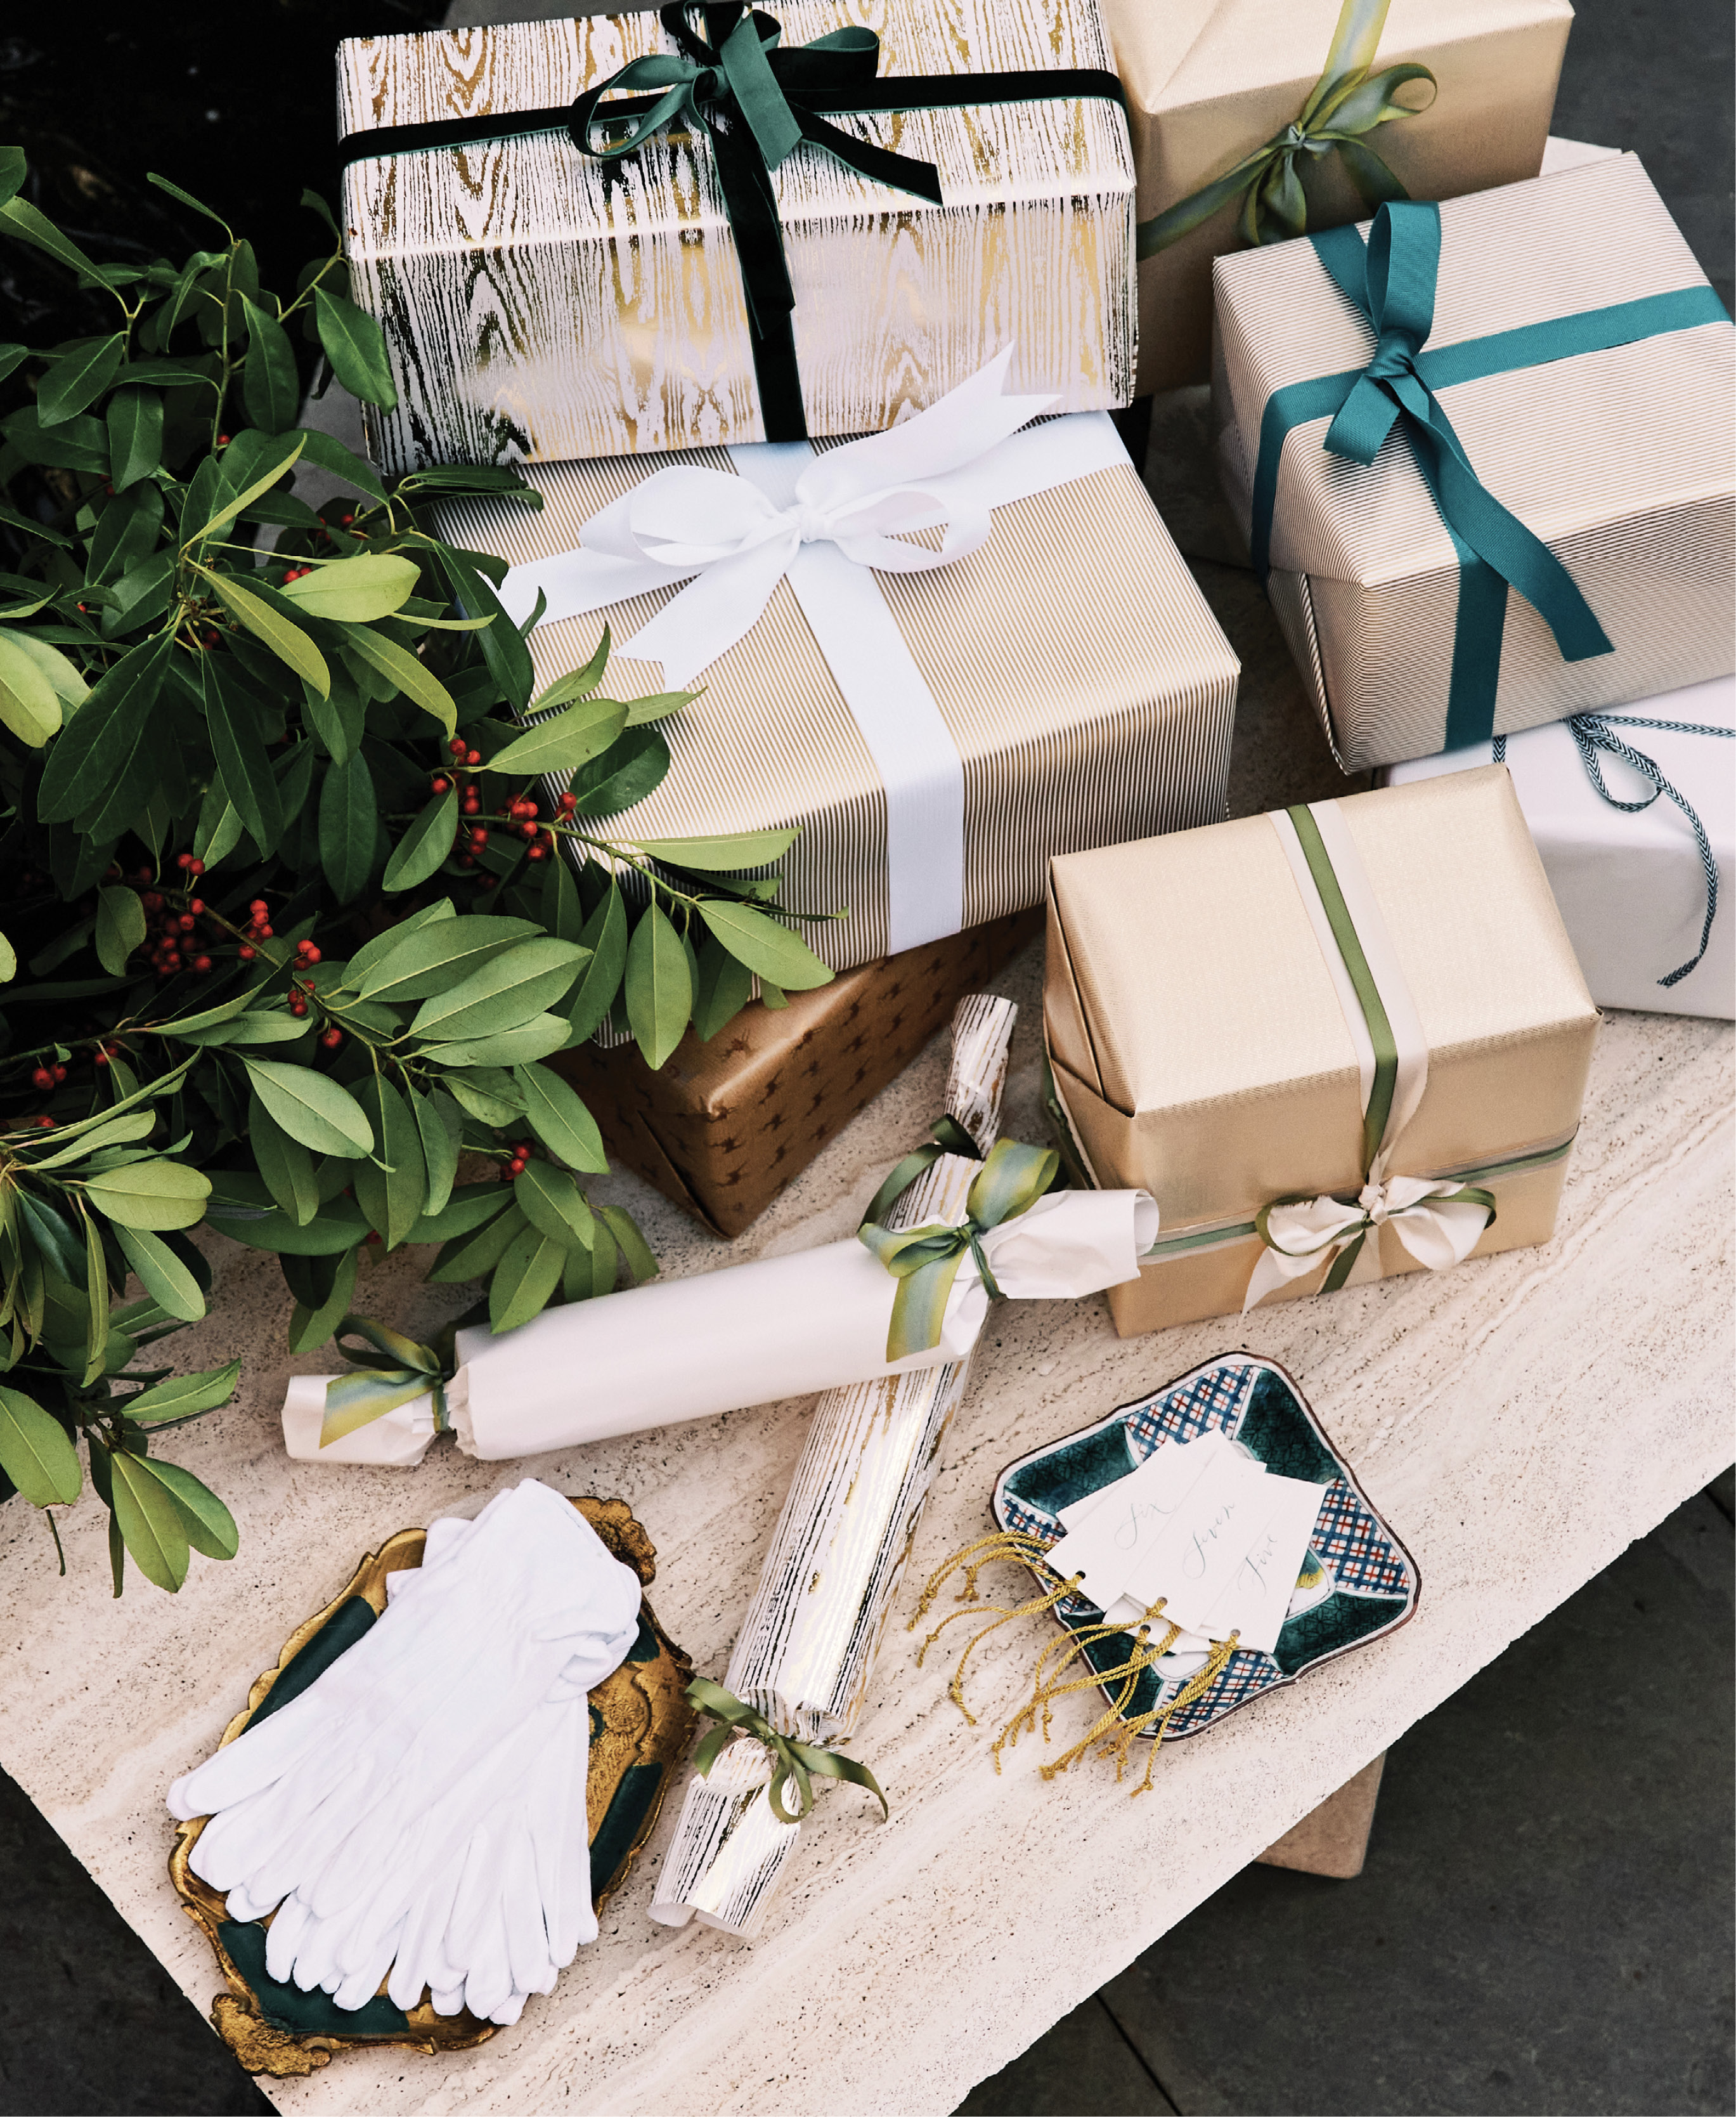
left=1044, top=766, right=1599, bottom=1336
left=335, top=0, right=1136, bottom=472
left=1382, top=679, right=1736, bottom=1020
left=1212, top=153, right=1735, bottom=772
left=650, top=994, right=1014, bottom=1938
left=437, top=354, right=1239, bottom=972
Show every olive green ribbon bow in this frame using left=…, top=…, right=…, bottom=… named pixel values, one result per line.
left=1137, top=0, right=1435, bottom=258
left=858, top=1113, right=984, bottom=1231
left=687, top=1677, right=888, bottom=1825
left=318, top=1317, right=453, bottom=1452
left=858, top=1138, right=1059, bottom=1363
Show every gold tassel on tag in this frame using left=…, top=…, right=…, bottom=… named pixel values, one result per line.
left=909, top=1534, right=1240, bottom=1795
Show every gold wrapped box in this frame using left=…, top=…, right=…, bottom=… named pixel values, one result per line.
left=1212, top=152, right=1736, bottom=772
left=1044, top=767, right=1598, bottom=1336
left=1106, top=0, right=1571, bottom=396
left=337, top=0, right=1136, bottom=472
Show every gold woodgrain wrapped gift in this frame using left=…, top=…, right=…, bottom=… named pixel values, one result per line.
left=1106, top=0, right=1571, bottom=396
left=336, top=0, right=1136, bottom=473
left=1044, top=767, right=1598, bottom=1336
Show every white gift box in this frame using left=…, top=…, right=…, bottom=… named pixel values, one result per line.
left=1380, top=678, right=1735, bottom=1019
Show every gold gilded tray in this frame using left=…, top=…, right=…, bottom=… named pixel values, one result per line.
left=170, top=1495, right=695, bottom=2079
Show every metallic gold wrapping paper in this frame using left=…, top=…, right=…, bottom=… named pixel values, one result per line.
left=1044, top=767, right=1598, bottom=1336
left=1212, top=154, right=1736, bottom=772
left=439, top=443, right=1238, bottom=976
left=651, top=994, right=1015, bottom=1936
left=337, top=0, right=1135, bottom=472
left=1106, top=0, right=1571, bottom=396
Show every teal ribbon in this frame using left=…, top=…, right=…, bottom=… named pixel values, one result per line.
left=858, top=1138, right=1059, bottom=1362
left=687, top=1677, right=888, bottom=1825
left=858, top=1114, right=984, bottom=1232
left=318, top=1317, right=452, bottom=1451
left=1137, top=0, right=1434, bottom=258
left=1250, top=201, right=1730, bottom=749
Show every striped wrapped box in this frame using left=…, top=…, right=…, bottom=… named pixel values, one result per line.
left=335, top=0, right=1136, bottom=472
left=1212, top=153, right=1735, bottom=772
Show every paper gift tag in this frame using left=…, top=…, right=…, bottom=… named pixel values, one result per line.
left=1192, top=1476, right=1330, bottom=1655
left=1120, top=1449, right=1284, bottom=1633
left=1046, top=1431, right=1232, bottom=1610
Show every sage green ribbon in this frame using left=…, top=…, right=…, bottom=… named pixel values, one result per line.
left=858, top=1138, right=1059, bottom=1363
left=318, top=1317, right=452, bottom=1452
left=687, top=1676, right=888, bottom=1825
left=1137, top=0, right=1435, bottom=259
left=858, top=1114, right=984, bottom=1232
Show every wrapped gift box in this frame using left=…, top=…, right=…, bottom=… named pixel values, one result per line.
left=1212, top=153, right=1735, bottom=772
left=1044, top=767, right=1599, bottom=1336
left=1382, top=679, right=1736, bottom=1020
left=438, top=410, right=1239, bottom=977
left=1106, top=0, right=1571, bottom=396
left=557, top=911, right=1039, bottom=1236
left=337, top=0, right=1136, bottom=472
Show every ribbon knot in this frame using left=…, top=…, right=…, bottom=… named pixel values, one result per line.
left=318, top=1317, right=453, bottom=1452
left=1246, top=1175, right=1497, bottom=1312
left=687, top=1676, right=888, bottom=1825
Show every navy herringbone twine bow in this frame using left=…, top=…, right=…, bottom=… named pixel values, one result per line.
left=1495, top=715, right=1735, bottom=986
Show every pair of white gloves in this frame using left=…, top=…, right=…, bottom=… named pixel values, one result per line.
left=167, top=1479, right=643, bottom=2026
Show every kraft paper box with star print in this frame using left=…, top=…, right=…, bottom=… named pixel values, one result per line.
left=1042, top=767, right=1599, bottom=1337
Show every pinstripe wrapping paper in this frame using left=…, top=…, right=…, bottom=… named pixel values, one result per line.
left=437, top=433, right=1239, bottom=980
left=1211, top=154, right=1736, bottom=772
left=336, top=0, right=1136, bottom=473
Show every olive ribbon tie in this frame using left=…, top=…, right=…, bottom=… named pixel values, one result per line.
left=318, top=1317, right=452, bottom=1451
left=1245, top=1174, right=1496, bottom=1312
left=687, top=1677, right=888, bottom=1825
left=1138, top=0, right=1435, bottom=257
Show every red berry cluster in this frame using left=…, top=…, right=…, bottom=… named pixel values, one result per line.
left=438, top=739, right=573, bottom=879
left=282, top=564, right=313, bottom=583
left=30, top=1061, right=67, bottom=1091
left=317, top=509, right=358, bottom=546
left=138, top=875, right=216, bottom=977
left=285, top=939, right=327, bottom=1028
left=235, top=898, right=275, bottom=963
left=502, top=1138, right=535, bottom=1180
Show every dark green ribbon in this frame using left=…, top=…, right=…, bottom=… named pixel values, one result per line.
left=859, top=1138, right=1059, bottom=1362
left=687, top=1676, right=888, bottom=1825
left=318, top=1316, right=452, bottom=1451
left=1251, top=202, right=1730, bottom=748
left=340, top=1, right=1126, bottom=446
left=1138, top=0, right=1434, bottom=259
left=858, top=1113, right=983, bottom=1232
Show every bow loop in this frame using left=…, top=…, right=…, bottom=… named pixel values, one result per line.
left=1244, top=1177, right=1494, bottom=1311
left=686, top=1676, right=888, bottom=1825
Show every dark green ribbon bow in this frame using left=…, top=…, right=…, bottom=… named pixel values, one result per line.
left=687, top=1677, right=888, bottom=1825
left=318, top=1316, right=452, bottom=1451
left=1137, top=0, right=1435, bottom=258
left=858, top=1113, right=983, bottom=1232
left=858, top=1138, right=1059, bottom=1362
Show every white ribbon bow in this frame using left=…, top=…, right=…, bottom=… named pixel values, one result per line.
left=1242, top=1175, right=1493, bottom=1313
left=497, top=346, right=1059, bottom=687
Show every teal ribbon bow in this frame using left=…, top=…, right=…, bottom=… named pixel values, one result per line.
left=1137, top=0, right=1435, bottom=259
left=318, top=1317, right=452, bottom=1452
left=687, top=1676, right=888, bottom=1825
left=858, top=1113, right=984, bottom=1232
left=1251, top=202, right=1730, bottom=749
left=858, top=1138, right=1059, bottom=1363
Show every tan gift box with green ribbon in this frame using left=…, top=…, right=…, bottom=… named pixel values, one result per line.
left=1042, top=765, right=1598, bottom=1336
left=1106, top=0, right=1571, bottom=397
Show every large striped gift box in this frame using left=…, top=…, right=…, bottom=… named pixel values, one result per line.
left=1212, top=153, right=1735, bottom=772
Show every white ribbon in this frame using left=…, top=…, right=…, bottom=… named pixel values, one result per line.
left=1242, top=1176, right=1494, bottom=1312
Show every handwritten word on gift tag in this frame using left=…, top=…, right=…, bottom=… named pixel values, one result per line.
left=1046, top=1431, right=1232, bottom=1609
left=1120, top=1447, right=1285, bottom=1632
left=1194, top=1476, right=1330, bottom=1655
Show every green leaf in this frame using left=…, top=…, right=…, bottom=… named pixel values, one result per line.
left=113, top=1225, right=205, bottom=1322
left=282, top=553, right=419, bottom=623
left=88, top=478, right=165, bottom=584
left=81, top=1157, right=211, bottom=1230
left=427, top=542, right=534, bottom=712
left=427, top=1014, right=572, bottom=1067
left=94, top=883, right=146, bottom=976
left=515, top=1062, right=609, bottom=1173
left=344, top=898, right=455, bottom=984
left=0, top=195, right=105, bottom=282
left=354, top=913, right=536, bottom=1005
left=596, top=1202, right=658, bottom=1284
left=185, top=435, right=304, bottom=546
left=513, top=1160, right=594, bottom=1249
left=38, top=332, right=126, bottom=427
left=693, top=932, right=755, bottom=1041
left=240, top=295, right=299, bottom=433
left=488, top=1223, right=566, bottom=1332
left=488, top=694, right=627, bottom=780
left=0, top=933, right=15, bottom=982
left=292, top=426, right=389, bottom=507
left=409, top=937, right=587, bottom=1043
left=206, top=1194, right=369, bottom=1254
left=428, top=1200, right=529, bottom=1282
left=351, top=1076, right=426, bottom=1249
left=124, top=1359, right=242, bottom=1425
left=564, top=1215, right=618, bottom=1301
left=200, top=569, right=328, bottom=696
left=566, top=883, right=628, bottom=1044
left=318, top=749, right=377, bottom=903
left=567, top=724, right=669, bottom=817
left=249, top=1093, right=320, bottom=1225
left=287, top=1242, right=359, bottom=1353
left=0, top=148, right=24, bottom=207
left=108, top=1449, right=190, bottom=1592
left=340, top=622, right=453, bottom=736
left=410, top=1088, right=462, bottom=1220
left=0, top=630, right=65, bottom=747
left=302, top=662, right=365, bottom=763
left=625, top=902, right=692, bottom=1069
left=98, top=547, right=176, bottom=641
left=24, top=1109, right=156, bottom=1172
left=193, top=781, right=245, bottom=870
left=633, top=828, right=800, bottom=871
left=141, top=1460, right=238, bottom=1560
left=202, top=655, right=285, bottom=856
left=81, top=1205, right=110, bottom=1385
left=239, top=1058, right=374, bottom=1159
left=0, top=1386, right=82, bottom=1506
left=699, top=898, right=834, bottom=990
left=146, top=171, right=231, bottom=231
left=405, top=1181, right=510, bottom=1246
left=107, top=385, right=164, bottom=490
left=530, top=628, right=610, bottom=712
left=37, top=632, right=171, bottom=825
left=383, top=787, right=457, bottom=893
left=621, top=688, right=699, bottom=727
left=313, top=285, right=397, bottom=408
left=0, top=627, right=87, bottom=717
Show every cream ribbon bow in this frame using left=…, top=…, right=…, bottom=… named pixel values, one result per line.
left=1242, top=1174, right=1494, bottom=1313
left=496, top=346, right=1059, bottom=686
